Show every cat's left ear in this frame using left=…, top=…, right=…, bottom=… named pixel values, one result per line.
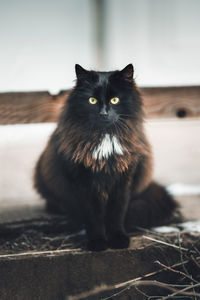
left=120, top=64, right=134, bottom=81
left=75, top=64, right=89, bottom=80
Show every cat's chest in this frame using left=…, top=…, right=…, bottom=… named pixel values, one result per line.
left=92, top=134, right=124, bottom=160
left=68, top=132, right=133, bottom=174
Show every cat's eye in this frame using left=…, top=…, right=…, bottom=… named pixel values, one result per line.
left=110, top=97, right=120, bottom=105
left=89, top=97, right=98, bottom=105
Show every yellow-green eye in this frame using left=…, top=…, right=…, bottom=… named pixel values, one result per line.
left=89, top=97, right=98, bottom=105
left=110, top=97, right=120, bottom=105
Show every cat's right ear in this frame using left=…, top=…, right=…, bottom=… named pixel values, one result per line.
left=75, top=64, right=89, bottom=80
left=120, top=64, right=134, bottom=81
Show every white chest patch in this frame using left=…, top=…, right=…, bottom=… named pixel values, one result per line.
left=93, top=134, right=123, bottom=159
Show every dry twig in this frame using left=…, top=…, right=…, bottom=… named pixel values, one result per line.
left=155, top=260, right=199, bottom=284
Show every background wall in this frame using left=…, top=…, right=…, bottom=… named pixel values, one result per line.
left=0, top=0, right=200, bottom=93
left=0, top=0, right=200, bottom=220
left=0, top=0, right=97, bottom=93
left=103, top=0, right=200, bottom=86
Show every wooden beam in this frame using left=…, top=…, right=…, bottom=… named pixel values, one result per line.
left=0, top=91, right=69, bottom=124
left=142, top=86, right=200, bottom=119
left=0, top=86, right=200, bottom=124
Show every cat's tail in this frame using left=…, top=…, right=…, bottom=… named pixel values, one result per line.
left=125, top=181, right=182, bottom=232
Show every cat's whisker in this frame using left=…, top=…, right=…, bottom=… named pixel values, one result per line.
left=118, top=117, right=131, bottom=128
left=117, top=118, right=131, bottom=132
left=115, top=121, right=126, bottom=133
left=113, top=122, right=121, bottom=136
left=115, top=124, right=128, bottom=138
left=119, top=114, right=132, bottom=118
left=88, top=123, right=94, bottom=139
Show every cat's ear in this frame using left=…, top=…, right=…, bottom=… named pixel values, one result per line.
left=120, top=64, right=134, bottom=81
left=75, top=64, right=89, bottom=80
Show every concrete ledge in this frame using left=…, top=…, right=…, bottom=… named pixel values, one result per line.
left=0, top=225, right=199, bottom=300
left=0, top=241, right=180, bottom=300
left=0, top=196, right=199, bottom=300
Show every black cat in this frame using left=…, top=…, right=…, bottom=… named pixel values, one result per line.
left=34, top=64, right=180, bottom=251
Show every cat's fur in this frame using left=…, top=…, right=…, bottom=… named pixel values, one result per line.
left=34, top=64, right=180, bottom=251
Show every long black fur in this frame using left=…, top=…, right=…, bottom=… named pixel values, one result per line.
left=34, top=64, right=180, bottom=251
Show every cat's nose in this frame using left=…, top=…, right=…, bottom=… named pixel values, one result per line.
left=99, top=106, right=108, bottom=117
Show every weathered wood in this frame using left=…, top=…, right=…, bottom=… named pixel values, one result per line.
left=0, top=231, right=199, bottom=300
left=0, top=91, right=69, bottom=124
left=142, top=86, right=200, bottom=119
left=0, top=86, right=200, bottom=124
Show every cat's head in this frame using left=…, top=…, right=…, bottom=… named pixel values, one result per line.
left=65, top=64, right=143, bottom=134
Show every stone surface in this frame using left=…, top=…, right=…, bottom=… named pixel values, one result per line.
left=0, top=231, right=199, bottom=300
left=0, top=215, right=200, bottom=300
left=0, top=235, right=191, bottom=300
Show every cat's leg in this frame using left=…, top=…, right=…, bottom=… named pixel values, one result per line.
left=106, top=184, right=130, bottom=249
left=84, top=199, right=108, bottom=251
left=36, top=159, right=107, bottom=250
left=79, top=194, right=108, bottom=251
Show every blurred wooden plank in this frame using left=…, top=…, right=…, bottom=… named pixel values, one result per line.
left=0, top=86, right=200, bottom=124
left=0, top=91, right=69, bottom=124
left=142, top=86, right=200, bottom=119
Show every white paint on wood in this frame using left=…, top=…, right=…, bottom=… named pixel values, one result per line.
left=145, top=119, right=200, bottom=185
left=179, top=221, right=200, bottom=232
left=167, top=183, right=200, bottom=196
left=153, top=221, right=200, bottom=233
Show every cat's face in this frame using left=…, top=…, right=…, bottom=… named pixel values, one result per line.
left=66, top=64, right=142, bottom=133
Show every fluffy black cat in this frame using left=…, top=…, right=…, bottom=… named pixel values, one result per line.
left=34, top=64, right=180, bottom=251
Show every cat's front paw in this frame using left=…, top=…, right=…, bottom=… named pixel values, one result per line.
left=87, top=237, right=108, bottom=251
left=109, top=232, right=130, bottom=249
